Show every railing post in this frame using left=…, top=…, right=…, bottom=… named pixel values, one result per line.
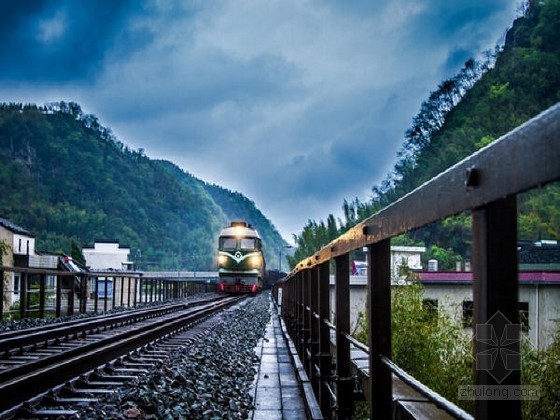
left=93, top=276, right=99, bottom=312
left=317, top=260, right=333, bottom=418
left=335, top=253, right=353, bottom=419
left=286, top=277, right=295, bottom=337
left=136, top=278, right=141, bottom=305
left=309, top=266, right=319, bottom=385
left=103, top=277, right=108, bottom=312
left=39, top=273, right=46, bottom=318
left=302, top=268, right=311, bottom=369
left=112, top=277, right=117, bottom=309
left=55, top=275, right=62, bottom=317
left=67, top=275, right=75, bottom=316
left=472, top=196, right=521, bottom=419
left=20, top=272, right=27, bottom=319
left=127, top=277, right=132, bottom=307
left=368, top=239, right=392, bottom=419
left=120, top=276, right=125, bottom=307
left=81, top=274, right=88, bottom=313
left=0, top=269, right=4, bottom=320
left=297, top=271, right=305, bottom=359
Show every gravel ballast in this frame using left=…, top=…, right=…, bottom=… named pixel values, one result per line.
left=80, top=292, right=272, bottom=419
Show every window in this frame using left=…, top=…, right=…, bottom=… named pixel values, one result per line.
left=462, top=301, right=528, bottom=331
left=422, top=298, right=438, bottom=322
left=463, top=300, right=473, bottom=328
left=97, top=277, right=113, bottom=299
left=221, top=238, right=237, bottom=250
left=13, top=274, right=20, bottom=295
left=241, top=238, right=256, bottom=250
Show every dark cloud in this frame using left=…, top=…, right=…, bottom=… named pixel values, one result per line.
left=0, top=0, right=138, bottom=82
left=0, top=0, right=520, bottom=240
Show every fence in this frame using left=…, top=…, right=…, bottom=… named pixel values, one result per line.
left=273, top=102, right=560, bottom=419
left=0, top=267, right=216, bottom=320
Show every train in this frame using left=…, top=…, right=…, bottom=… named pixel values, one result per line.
left=217, top=220, right=266, bottom=293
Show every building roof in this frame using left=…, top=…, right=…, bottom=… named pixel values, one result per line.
left=519, top=243, right=560, bottom=265
left=416, top=271, right=560, bottom=285
left=0, top=217, right=34, bottom=237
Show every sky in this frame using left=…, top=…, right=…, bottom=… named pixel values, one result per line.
left=0, top=0, right=521, bottom=243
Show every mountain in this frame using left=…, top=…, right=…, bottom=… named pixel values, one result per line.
left=0, top=102, right=287, bottom=270
left=288, top=0, right=560, bottom=268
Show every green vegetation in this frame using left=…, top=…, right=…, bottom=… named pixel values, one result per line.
left=1, top=239, right=10, bottom=310
left=354, top=283, right=473, bottom=414
left=288, top=0, right=560, bottom=269
left=353, top=282, right=560, bottom=418
left=522, top=328, right=560, bottom=418
left=0, top=103, right=286, bottom=269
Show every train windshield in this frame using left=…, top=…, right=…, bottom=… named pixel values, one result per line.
left=240, top=238, right=257, bottom=250
left=220, top=237, right=237, bottom=250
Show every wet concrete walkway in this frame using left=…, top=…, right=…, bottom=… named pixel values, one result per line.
left=250, top=301, right=320, bottom=419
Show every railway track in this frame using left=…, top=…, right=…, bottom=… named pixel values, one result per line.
left=0, top=294, right=247, bottom=418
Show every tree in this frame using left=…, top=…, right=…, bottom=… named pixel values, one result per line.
left=70, top=240, right=86, bottom=266
left=1, top=239, right=11, bottom=310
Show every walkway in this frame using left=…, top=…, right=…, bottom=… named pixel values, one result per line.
left=250, top=301, right=322, bottom=419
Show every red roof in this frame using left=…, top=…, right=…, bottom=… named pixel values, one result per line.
left=416, top=271, right=560, bottom=284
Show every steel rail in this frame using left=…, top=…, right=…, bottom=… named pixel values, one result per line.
left=0, top=295, right=224, bottom=351
left=0, top=295, right=244, bottom=413
left=0, top=304, right=183, bottom=351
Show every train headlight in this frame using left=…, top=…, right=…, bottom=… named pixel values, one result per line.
left=218, top=255, right=228, bottom=266
left=249, top=255, right=262, bottom=268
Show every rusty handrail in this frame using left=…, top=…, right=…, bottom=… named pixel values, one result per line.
left=276, top=102, right=560, bottom=419
left=290, top=102, right=560, bottom=272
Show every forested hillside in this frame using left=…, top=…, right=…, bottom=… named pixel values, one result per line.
left=0, top=102, right=286, bottom=270
left=289, top=0, right=560, bottom=268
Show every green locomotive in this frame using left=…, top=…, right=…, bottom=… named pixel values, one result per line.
left=217, top=220, right=265, bottom=293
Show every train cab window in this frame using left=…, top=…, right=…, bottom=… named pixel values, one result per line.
left=221, top=237, right=237, bottom=249
left=241, top=238, right=256, bottom=250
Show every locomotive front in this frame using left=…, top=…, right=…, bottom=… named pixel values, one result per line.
left=217, top=221, right=265, bottom=293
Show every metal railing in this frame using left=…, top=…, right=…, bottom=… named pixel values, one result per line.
left=273, top=102, right=560, bottom=419
left=1, top=266, right=216, bottom=320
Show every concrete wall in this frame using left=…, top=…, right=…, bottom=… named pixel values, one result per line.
left=83, top=242, right=131, bottom=270
left=12, top=233, right=35, bottom=256
left=325, top=277, right=560, bottom=351
left=415, top=283, right=560, bottom=351
left=329, top=275, right=368, bottom=333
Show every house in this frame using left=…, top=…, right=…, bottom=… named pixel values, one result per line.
left=0, top=217, right=36, bottom=266
left=82, top=241, right=131, bottom=271
left=417, top=241, right=560, bottom=351
left=352, top=245, right=426, bottom=282
left=0, top=218, right=80, bottom=310
left=82, top=241, right=132, bottom=301
left=1, top=217, right=36, bottom=307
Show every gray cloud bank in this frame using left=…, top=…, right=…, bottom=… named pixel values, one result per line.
left=0, top=0, right=519, bottom=240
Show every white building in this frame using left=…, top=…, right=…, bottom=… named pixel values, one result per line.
left=1, top=218, right=36, bottom=307
left=352, top=245, right=426, bottom=283
left=417, top=270, right=560, bottom=351
left=82, top=241, right=131, bottom=270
